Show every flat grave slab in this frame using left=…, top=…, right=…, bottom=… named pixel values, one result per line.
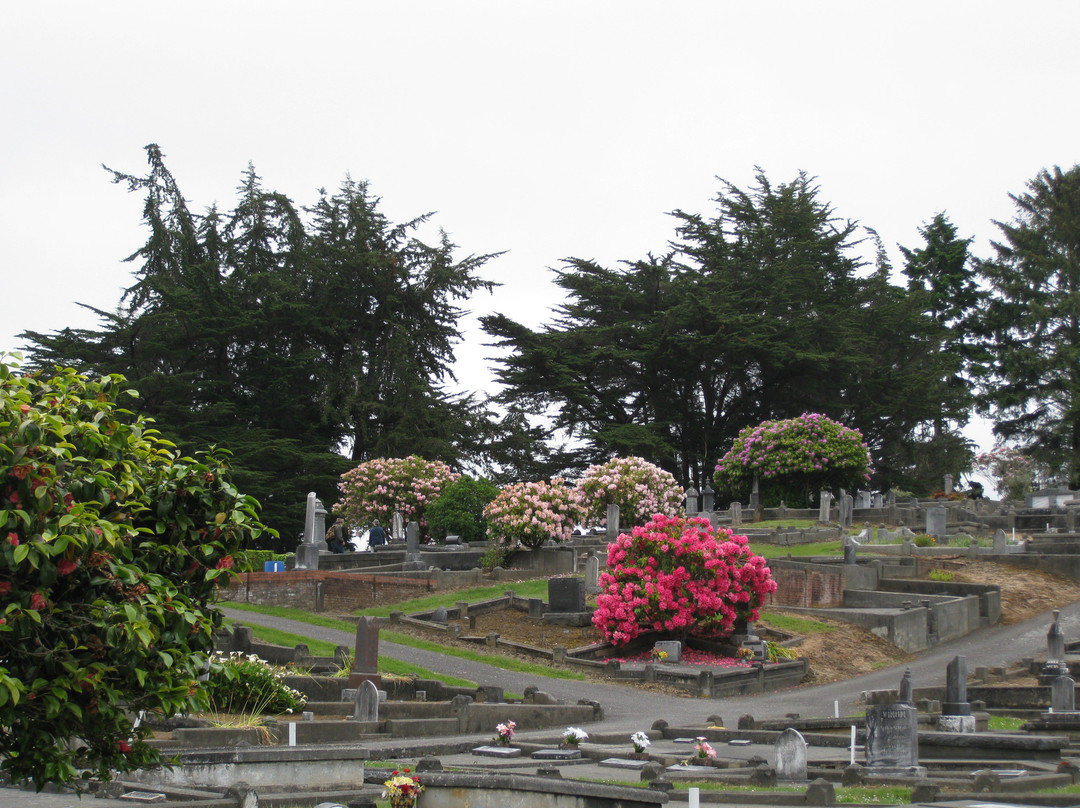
left=599, top=758, right=649, bottom=770
left=728, top=739, right=752, bottom=746
left=667, top=764, right=716, bottom=773
left=472, top=745, right=522, bottom=758
left=120, top=792, right=167, bottom=803
left=533, top=748, right=582, bottom=760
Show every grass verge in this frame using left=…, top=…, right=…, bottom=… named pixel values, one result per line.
left=353, top=579, right=551, bottom=618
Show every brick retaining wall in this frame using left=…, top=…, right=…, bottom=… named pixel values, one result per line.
left=226, top=570, right=437, bottom=612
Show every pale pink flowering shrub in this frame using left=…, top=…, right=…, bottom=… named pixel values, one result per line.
left=713, top=413, right=872, bottom=508
left=338, top=456, right=459, bottom=538
left=483, top=479, right=588, bottom=549
left=577, top=456, right=683, bottom=527
left=591, top=514, right=777, bottom=646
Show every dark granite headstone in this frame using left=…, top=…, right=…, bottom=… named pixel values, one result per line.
left=548, top=577, right=586, bottom=613
left=943, top=655, right=972, bottom=716
left=865, top=703, right=919, bottom=769
left=347, top=615, right=381, bottom=688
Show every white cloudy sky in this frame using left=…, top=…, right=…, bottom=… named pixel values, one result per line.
left=3, top=1, right=1079, bottom=475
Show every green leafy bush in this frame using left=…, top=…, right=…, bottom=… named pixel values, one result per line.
left=913, top=534, right=937, bottom=547
left=0, top=358, right=270, bottom=787
left=206, top=652, right=306, bottom=715
left=928, top=569, right=954, bottom=582
left=426, top=476, right=498, bottom=543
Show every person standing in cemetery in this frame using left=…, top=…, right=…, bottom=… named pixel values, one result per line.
left=326, top=517, right=349, bottom=553
left=368, top=519, right=387, bottom=548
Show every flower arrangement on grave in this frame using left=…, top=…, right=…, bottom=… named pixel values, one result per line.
left=591, top=514, right=777, bottom=645
left=736, top=647, right=755, bottom=662
left=483, top=479, right=587, bottom=548
left=651, top=648, right=669, bottom=663
left=562, top=726, right=588, bottom=746
left=713, top=413, right=872, bottom=508
left=577, top=456, right=683, bottom=527
left=494, top=719, right=516, bottom=746
left=694, top=737, right=717, bottom=759
left=631, top=731, right=652, bottom=754
left=338, top=455, right=459, bottom=538
left=382, top=768, right=423, bottom=808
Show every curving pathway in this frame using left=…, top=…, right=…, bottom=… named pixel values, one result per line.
left=221, top=599, right=1080, bottom=733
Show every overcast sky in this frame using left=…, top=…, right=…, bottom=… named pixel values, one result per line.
left=4, top=2, right=1079, bottom=477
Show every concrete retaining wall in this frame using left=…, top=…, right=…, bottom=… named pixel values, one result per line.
left=417, top=771, right=666, bottom=808
left=225, top=569, right=438, bottom=612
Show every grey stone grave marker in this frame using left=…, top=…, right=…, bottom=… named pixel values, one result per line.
left=1052, top=674, right=1076, bottom=713
left=1042, top=609, right=1070, bottom=683
left=391, top=511, right=404, bottom=542
left=994, top=528, right=1008, bottom=552
left=839, top=494, right=853, bottom=528
left=347, top=615, right=381, bottom=688
left=856, top=490, right=872, bottom=509
left=818, top=491, right=832, bottom=523
left=865, top=669, right=922, bottom=773
left=352, top=679, right=379, bottom=722
left=585, top=554, right=601, bottom=595
left=939, top=655, right=974, bottom=733
left=600, top=758, right=649, bottom=770
left=654, top=640, right=682, bottom=663
left=871, top=492, right=883, bottom=508
left=295, top=542, right=320, bottom=571
left=701, top=483, right=715, bottom=513
left=684, top=487, right=698, bottom=516
left=730, top=501, right=742, bottom=526
left=774, top=727, right=807, bottom=781
left=472, top=746, right=521, bottom=758
left=533, top=748, right=581, bottom=761
left=403, top=521, right=425, bottom=570
left=843, top=535, right=858, bottom=565
left=606, top=503, right=621, bottom=542
left=926, top=507, right=946, bottom=539
left=431, top=606, right=448, bottom=624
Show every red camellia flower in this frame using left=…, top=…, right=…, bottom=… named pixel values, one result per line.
left=0, top=582, right=10, bottom=596
left=117, top=740, right=132, bottom=753
left=8, top=492, right=19, bottom=505
left=29, top=592, right=47, bottom=611
left=18, top=404, right=29, bottom=414
left=216, top=555, right=234, bottom=570
left=57, top=559, right=77, bottom=576
left=6, top=533, right=18, bottom=546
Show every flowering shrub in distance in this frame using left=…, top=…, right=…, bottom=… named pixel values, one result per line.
left=592, top=514, right=776, bottom=645
left=714, top=413, right=872, bottom=507
left=577, top=456, right=683, bottom=527
left=484, top=479, right=587, bottom=548
left=206, top=652, right=306, bottom=715
left=338, top=456, right=459, bottom=538
left=972, top=447, right=1039, bottom=501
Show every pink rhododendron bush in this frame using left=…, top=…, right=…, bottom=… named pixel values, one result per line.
left=713, top=412, right=872, bottom=508
left=592, top=514, right=777, bottom=645
left=577, top=455, right=683, bottom=527
left=483, top=479, right=587, bottom=548
left=338, top=456, right=459, bottom=537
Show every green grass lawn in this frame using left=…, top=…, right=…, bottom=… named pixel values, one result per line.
left=353, top=579, right=551, bottom=618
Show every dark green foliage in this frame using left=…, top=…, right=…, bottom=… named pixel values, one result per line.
left=425, top=476, right=499, bottom=543
left=0, top=360, right=268, bottom=787
left=22, top=146, right=497, bottom=548
left=484, top=171, right=972, bottom=492
left=973, top=165, right=1080, bottom=487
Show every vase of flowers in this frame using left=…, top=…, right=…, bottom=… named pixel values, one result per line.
left=494, top=720, right=516, bottom=746
left=694, top=736, right=717, bottom=761
left=382, top=768, right=423, bottom=808
left=630, top=730, right=651, bottom=759
left=561, top=726, right=588, bottom=749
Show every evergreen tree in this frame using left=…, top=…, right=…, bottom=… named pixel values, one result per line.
left=22, top=146, right=497, bottom=547
left=974, top=164, right=1080, bottom=486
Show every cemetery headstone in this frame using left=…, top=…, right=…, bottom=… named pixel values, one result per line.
left=749, top=476, right=761, bottom=521
left=684, top=487, right=698, bottom=516
left=654, top=640, right=682, bottom=663
left=585, top=554, right=601, bottom=595
left=939, top=655, right=975, bottom=733
left=943, top=474, right=954, bottom=495
left=1041, top=609, right=1070, bottom=684
left=548, top=576, right=586, bottom=613
left=391, top=511, right=405, bottom=542
left=701, top=483, right=714, bottom=513
left=313, top=497, right=327, bottom=550
left=606, top=503, right=621, bottom=542
left=295, top=542, right=320, bottom=571
left=818, top=491, right=833, bottom=524
left=839, top=494, right=853, bottom=528
left=856, top=490, right=872, bottom=510
left=528, top=598, right=544, bottom=618
left=865, top=668, right=922, bottom=773
left=730, top=501, right=742, bottom=527
left=348, top=615, right=381, bottom=688
left=352, top=679, right=379, bottom=722
left=871, top=492, right=883, bottom=509
left=403, top=521, right=425, bottom=570
left=431, top=606, right=448, bottom=624
left=843, top=535, right=857, bottom=565
left=993, top=528, right=1008, bottom=552
left=898, top=667, right=914, bottom=705
left=773, top=728, right=808, bottom=781
left=926, top=507, right=946, bottom=540
left=1052, top=674, right=1076, bottom=713
left=304, top=491, right=317, bottom=544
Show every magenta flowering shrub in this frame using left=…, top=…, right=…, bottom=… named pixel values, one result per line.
left=591, top=514, right=777, bottom=646
left=483, top=479, right=588, bottom=548
left=713, top=413, right=872, bottom=507
left=577, top=456, right=683, bottom=527
left=337, top=456, right=459, bottom=537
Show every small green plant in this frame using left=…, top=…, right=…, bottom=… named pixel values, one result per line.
left=478, top=541, right=514, bottom=571
left=912, top=534, right=936, bottom=547
left=988, top=715, right=1025, bottom=731
left=928, top=569, right=954, bottom=582
left=206, top=652, right=306, bottom=715
left=950, top=533, right=974, bottom=547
